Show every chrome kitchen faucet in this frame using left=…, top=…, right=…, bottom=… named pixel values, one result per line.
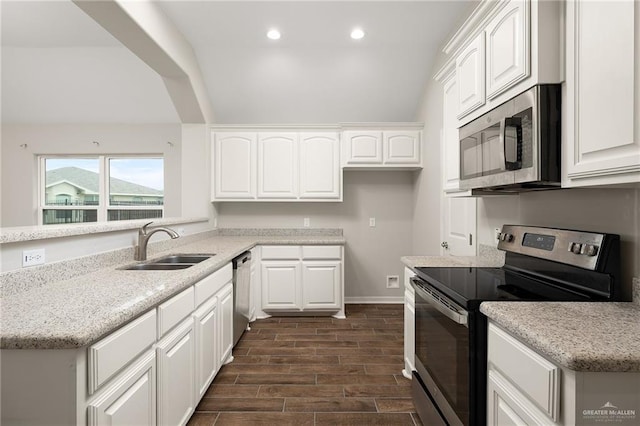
left=134, top=222, right=180, bottom=261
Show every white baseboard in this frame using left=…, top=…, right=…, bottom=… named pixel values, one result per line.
left=344, top=296, right=404, bottom=304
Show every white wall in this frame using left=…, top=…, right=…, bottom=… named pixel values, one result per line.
left=0, top=123, right=182, bottom=227
left=412, top=73, right=446, bottom=256
left=217, top=171, right=415, bottom=301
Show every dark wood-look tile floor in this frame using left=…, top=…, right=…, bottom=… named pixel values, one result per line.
left=188, top=304, right=423, bottom=426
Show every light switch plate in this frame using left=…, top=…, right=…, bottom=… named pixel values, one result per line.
left=303, top=218, right=310, bottom=227
left=369, top=218, right=376, bottom=227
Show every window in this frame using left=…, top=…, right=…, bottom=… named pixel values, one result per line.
left=40, top=156, right=164, bottom=225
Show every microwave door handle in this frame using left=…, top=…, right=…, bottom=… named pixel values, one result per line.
left=499, top=118, right=507, bottom=170
left=503, top=117, right=522, bottom=171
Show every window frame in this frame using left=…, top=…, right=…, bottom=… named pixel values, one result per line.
left=38, top=155, right=164, bottom=225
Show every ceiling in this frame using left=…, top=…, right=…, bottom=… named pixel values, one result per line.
left=1, top=0, right=473, bottom=125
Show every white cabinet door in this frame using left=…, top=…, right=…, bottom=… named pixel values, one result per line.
left=402, top=267, right=415, bottom=379
left=383, top=131, right=421, bottom=165
left=299, top=132, right=341, bottom=199
left=486, top=0, right=530, bottom=99
left=258, top=132, right=298, bottom=198
left=193, top=296, right=218, bottom=400
left=343, top=131, right=383, bottom=165
left=487, top=371, right=554, bottom=426
left=157, top=318, right=195, bottom=426
left=457, top=34, right=486, bottom=118
left=564, top=0, right=640, bottom=187
left=441, top=197, right=477, bottom=256
left=218, top=282, right=234, bottom=365
left=441, top=72, right=462, bottom=192
left=213, top=132, right=256, bottom=200
left=301, top=261, right=341, bottom=310
left=88, top=350, right=156, bottom=426
left=261, top=261, right=301, bottom=310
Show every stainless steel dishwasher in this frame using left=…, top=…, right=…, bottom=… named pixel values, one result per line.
left=232, top=251, right=251, bottom=346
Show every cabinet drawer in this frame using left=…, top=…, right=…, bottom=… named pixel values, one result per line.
left=261, top=245, right=300, bottom=260
left=195, top=263, right=232, bottom=307
left=301, top=245, right=341, bottom=260
left=488, top=323, right=559, bottom=420
left=158, top=287, right=195, bottom=338
left=88, top=349, right=156, bottom=426
left=88, top=309, right=157, bottom=394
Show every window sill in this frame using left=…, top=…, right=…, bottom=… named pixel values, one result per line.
left=0, top=217, right=209, bottom=244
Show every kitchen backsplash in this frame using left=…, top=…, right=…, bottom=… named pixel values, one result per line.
left=479, top=244, right=506, bottom=263
left=217, top=228, right=343, bottom=237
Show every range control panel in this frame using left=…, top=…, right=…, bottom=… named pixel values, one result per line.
left=497, top=225, right=617, bottom=271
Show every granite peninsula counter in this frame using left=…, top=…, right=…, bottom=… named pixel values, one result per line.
left=0, top=233, right=345, bottom=350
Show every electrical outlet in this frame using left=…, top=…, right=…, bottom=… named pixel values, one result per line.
left=386, top=275, right=399, bottom=288
left=303, top=217, right=310, bottom=227
left=213, top=217, right=218, bottom=228
left=369, top=218, right=376, bottom=227
left=23, top=249, right=45, bottom=267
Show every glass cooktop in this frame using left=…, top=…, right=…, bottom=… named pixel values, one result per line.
left=413, top=266, right=604, bottom=310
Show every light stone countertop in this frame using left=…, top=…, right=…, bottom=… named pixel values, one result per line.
left=481, top=302, right=640, bottom=372
left=0, top=234, right=345, bottom=350
left=401, top=255, right=504, bottom=269
left=0, top=217, right=209, bottom=244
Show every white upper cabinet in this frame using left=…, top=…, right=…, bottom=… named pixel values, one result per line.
left=299, top=132, right=341, bottom=199
left=212, top=129, right=342, bottom=201
left=258, top=133, right=298, bottom=199
left=441, top=71, right=464, bottom=193
left=564, top=0, right=640, bottom=187
left=486, top=0, right=529, bottom=99
left=444, top=0, right=561, bottom=124
left=343, top=130, right=383, bottom=165
left=342, top=128, right=422, bottom=168
left=212, top=132, right=256, bottom=200
left=456, top=33, right=486, bottom=118
left=384, top=131, right=421, bottom=165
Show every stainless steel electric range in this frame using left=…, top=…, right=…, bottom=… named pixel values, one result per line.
left=410, top=225, right=623, bottom=426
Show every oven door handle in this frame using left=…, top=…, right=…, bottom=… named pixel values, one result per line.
left=411, top=278, right=469, bottom=327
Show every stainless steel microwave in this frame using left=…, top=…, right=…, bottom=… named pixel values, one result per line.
left=458, top=84, right=561, bottom=193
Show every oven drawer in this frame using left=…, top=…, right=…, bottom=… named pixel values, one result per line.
left=487, top=322, right=560, bottom=420
left=412, top=372, right=447, bottom=426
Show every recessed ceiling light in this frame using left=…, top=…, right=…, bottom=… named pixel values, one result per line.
left=350, top=28, right=365, bottom=40
left=267, top=29, right=281, bottom=40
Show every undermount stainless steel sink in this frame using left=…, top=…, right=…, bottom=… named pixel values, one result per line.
left=123, top=254, right=215, bottom=271
left=150, top=255, right=214, bottom=264
left=124, top=263, right=193, bottom=271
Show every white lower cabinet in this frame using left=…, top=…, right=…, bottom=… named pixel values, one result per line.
left=0, top=262, right=235, bottom=426
left=488, top=369, right=552, bottom=426
left=88, top=350, right=156, bottom=426
left=301, top=261, right=341, bottom=310
left=260, top=245, right=344, bottom=317
left=402, top=267, right=415, bottom=379
left=218, top=282, right=234, bottom=366
left=487, top=321, right=640, bottom=425
left=156, top=318, right=195, bottom=426
left=262, top=260, right=301, bottom=310
left=193, top=296, right=218, bottom=399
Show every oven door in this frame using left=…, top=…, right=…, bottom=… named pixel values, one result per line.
left=412, top=277, right=471, bottom=426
